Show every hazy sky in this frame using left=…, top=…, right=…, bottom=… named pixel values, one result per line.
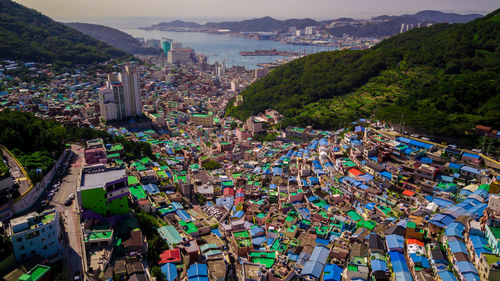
left=15, top=0, right=499, bottom=25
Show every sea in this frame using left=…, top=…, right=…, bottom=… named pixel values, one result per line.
left=121, top=29, right=335, bottom=69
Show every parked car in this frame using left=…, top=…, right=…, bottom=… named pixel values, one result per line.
left=64, top=199, right=73, bottom=206
left=41, top=200, right=49, bottom=207
left=73, top=271, right=80, bottom=280
left=69, top=194, right=75, bottom=200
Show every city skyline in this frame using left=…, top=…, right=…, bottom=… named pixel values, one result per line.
left=15, top=0, right=499, bottom=25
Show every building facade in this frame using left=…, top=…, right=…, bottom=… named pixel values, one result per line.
left=9, top=209, right=62, bottom=262
left=99, top=66, right=142, bottom=121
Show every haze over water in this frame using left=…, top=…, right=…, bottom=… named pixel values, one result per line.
left=122, top=29, right=334, bottom=69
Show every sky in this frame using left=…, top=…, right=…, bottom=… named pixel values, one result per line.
left=15, top=0, right=499, bottom=27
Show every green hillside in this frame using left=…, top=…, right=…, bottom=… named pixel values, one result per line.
left=0, top=0, right=128, bottom=65
left=65, top=22, right=162, bottom=55
left=228, top=9, right=500, bottom=140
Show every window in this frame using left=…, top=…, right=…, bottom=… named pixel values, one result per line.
left=21, top=254, right=26, bottom=258
left=19, top=246, right=24, bottom=250
left=16, top=237, right=22, bottom=242
left=43, top=246, right=47, bottom=250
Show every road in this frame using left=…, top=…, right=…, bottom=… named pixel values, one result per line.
left=49, top=144, right=84, bottom=280
left=0, top=145, right=32, bottom=197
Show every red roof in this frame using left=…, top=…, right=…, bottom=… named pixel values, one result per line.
left=402, top=190, right=416, bottom=197
left=223, top=188, right=235, bottom=196
left=407, top=239, right=424, bottom=247
left=158, top=249, right=181, bottom=264
left=138, top=199, right=149, bottom=205
left=234, top=197, right=244, bottom=204
left=348, top=168, right=364, bottom=177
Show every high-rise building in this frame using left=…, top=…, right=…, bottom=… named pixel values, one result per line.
left=99, top=66, right=142, bottom=121
left=161, top=38, right=173, bottom=56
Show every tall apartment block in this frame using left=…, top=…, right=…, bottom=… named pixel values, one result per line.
left=99, top=65, right=142, bottom=121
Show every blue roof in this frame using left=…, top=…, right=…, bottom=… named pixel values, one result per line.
left=187, top=263, right=208, bottom=278
left=432, top=198, right=454, bottom=208
left=445, top=222, right=465, bottom=238
left=231, top=210, right=245, bottom=219
left=161, top=262, right=178, bottom=281
left=310, top=177, right=319, bottom=185
left=448, top=239, right=468, bottom=254
left=462, top=152, right=481, bottom=159
left=389, top=251, right=413, bottom=281
left=308, top=245, right=329, bottom=264
left=359, top=174, right=374, bottom=182
left=409, top=253, right=430, bottom=269
left=448, top=162, right=463, bottom=170
left=463, top=273, right=480, bottom=281
left=380, top=171, right=392, bottom=179
left=461, top=166, right=480, bottom=175
left=438, top=271, right=458, bottom=281
left=176, top=209, right=192, bottom=221
left=272, top=167, right=283, bottom=176
left=142, top=183, right=160, bottom=194
left=323, top=264, right=343, bottom=281
left=252, top=235, right=267, bottom=245
left=456, top=261, right=478, bottom=275
left=371, top=259, right=388, bottom=272
left=386, top=234, right=405, bottom=251
left=249, top=226, right=264, bottom=237
left=302, top=261, right=324, bottom=278
left=301, top=245, right=330, bottom=278
left=469, top=235, right=491, bottom=258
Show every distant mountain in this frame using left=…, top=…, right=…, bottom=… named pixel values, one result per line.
left=228, top=10, right=500, bottom=141
left=205, top=17, right=318, bottom=32
left=147, top=20, right=202, bottom=29
left=407, top=10, right=483, bottom=23
left=328, top=10, right=483, bottom=38
left=145, top=11, right=482, bottom=36
left=145, top=16, right=318, bottom=32
left=0, top=0, right=128, bottom=64
left=65, top=22, right=162, bottom=55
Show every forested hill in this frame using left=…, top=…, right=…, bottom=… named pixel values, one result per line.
left=0, top=0, right=128, bottom=64
left=65, top=23, right=162, bottom=56
left=228, top=9, right=500, bottom=141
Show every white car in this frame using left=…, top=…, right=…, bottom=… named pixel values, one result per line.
left=69, top=194, right=75, bottom=200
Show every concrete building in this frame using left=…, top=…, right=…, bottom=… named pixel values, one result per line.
left=99, top=66, right=142, bottom=121
left=478, top=253, right=500, bottom=281
left=168, top=48, right=195, bottom=64
left=254, top=68, right=269, bottom=79
left=9, top=209, right=62, bottom=262
left=191, top=114, right=214, bottom=127
left=78, top=168, right=129, bottom=216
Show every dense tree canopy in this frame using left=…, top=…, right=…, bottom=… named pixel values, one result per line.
left=0, top=0, right=128, bottom=65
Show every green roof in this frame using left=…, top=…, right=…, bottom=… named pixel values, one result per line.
left=129, top=186, right=147, bottom=200
left=85, top=231, right=113, bottom=241
left=347, top=210, right=362, bottom=221
left=158, top=225, right=183, bottom=245
left=179, top=221, right=198, bottom=234
left=233, top=231, right=250, bottom=238
left=128, top=176, right=140, bottom=186
left=19, top=265, right=50, bottom=281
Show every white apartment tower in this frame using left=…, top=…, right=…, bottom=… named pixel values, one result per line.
left=99, top=65, right=142, bottom=121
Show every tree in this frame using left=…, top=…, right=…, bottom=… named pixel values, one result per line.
left=150, top=266, right=165, bottom=281
left=202, top=160, right=222, bottom=170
